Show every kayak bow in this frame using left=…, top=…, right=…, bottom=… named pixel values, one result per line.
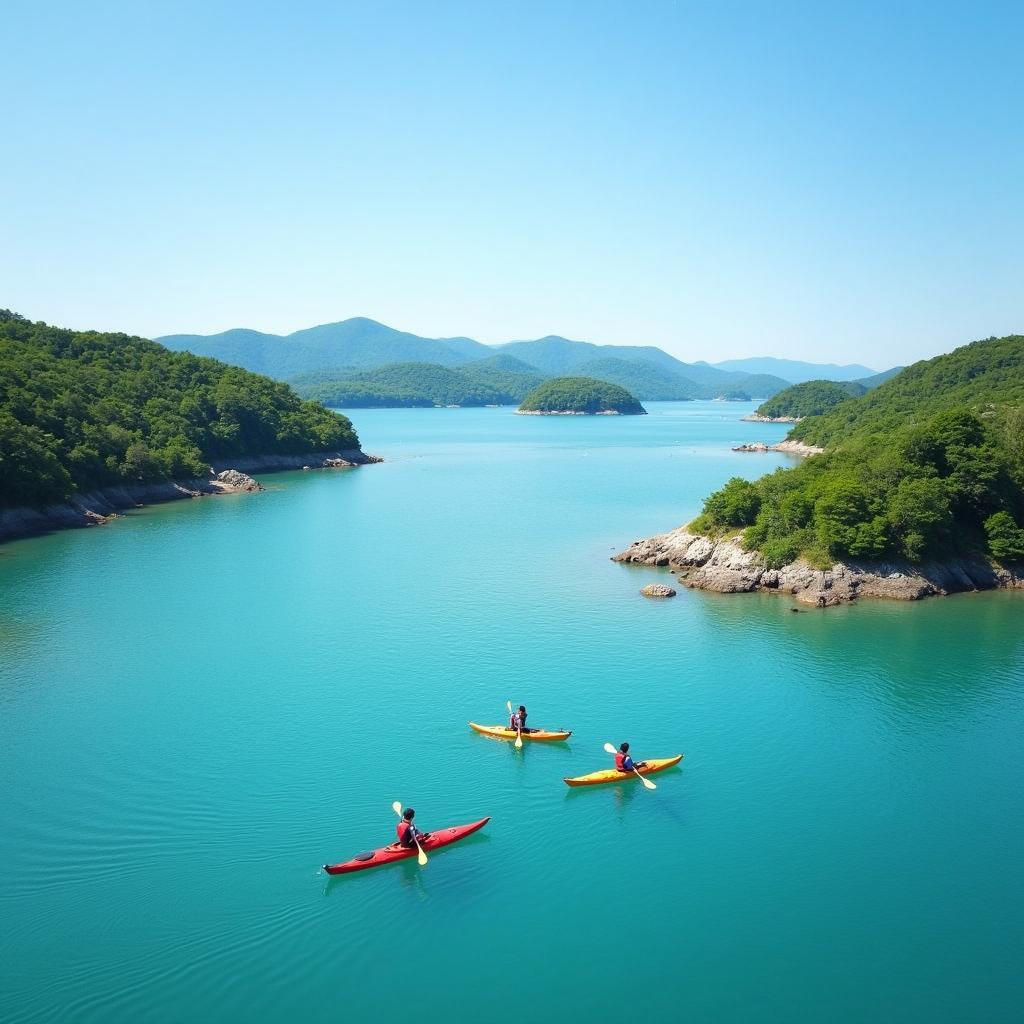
left=323, top=817, right=490, bottom=875
left=563, top=755, right=683, bottom=788
left=468, top=722, right=572, bottom=742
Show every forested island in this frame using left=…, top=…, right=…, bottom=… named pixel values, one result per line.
left=617, top=335, right=1024, bottom=604
left=0, top=311, right=374, bottom=540
left=747, top=367, right=904, bottom=422
left=749, top=379, right=867, bottom=421
left=517, top=377, right=647, bottom=415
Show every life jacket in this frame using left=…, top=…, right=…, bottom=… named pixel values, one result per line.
left=396, top=821, right=412, bottom=843
left=509, top=713, right=519, bottom=730
left=615, top=751, right=627, bottom=771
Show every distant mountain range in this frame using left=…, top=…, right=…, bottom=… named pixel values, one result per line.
left=158, top=317, right=891, bottom=404
left=709, top=356, right=878, bottom=383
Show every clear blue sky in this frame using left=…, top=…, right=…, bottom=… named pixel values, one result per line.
left=3, top=1, right=1021, bottom=367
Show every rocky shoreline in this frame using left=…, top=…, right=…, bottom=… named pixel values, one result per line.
left=741, top=414, right=802, bottom=423
left=613, top=526, right=1024, bottom=606
left=515, top=409, right=635, bottom=416
left=732, top=439, right=825, bottom=456
left=0, top=450, right=381, bottom=544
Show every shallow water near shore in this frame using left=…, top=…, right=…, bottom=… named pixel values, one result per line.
left=2, top=402, right=1023, bottom=1023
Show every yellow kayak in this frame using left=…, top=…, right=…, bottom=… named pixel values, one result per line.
left=563, top=754, right=683, bottom=787
left=469, top=722, right=572, bottom=742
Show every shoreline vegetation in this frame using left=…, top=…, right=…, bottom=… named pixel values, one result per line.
left=0, top=311, right=380, bottom=544
left=621, top=334, right=1024, bottom=606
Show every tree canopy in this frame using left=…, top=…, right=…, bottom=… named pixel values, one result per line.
left=0, top=311, right=359, bottom=509
left=518, top=377, right=646, bottom=414
left=754, top=379, right=866, bottom=419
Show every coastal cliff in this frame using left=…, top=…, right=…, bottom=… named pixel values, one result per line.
left=613, top=527, right=1024, bottom=606
left=0, top=451, right=380, bottom=543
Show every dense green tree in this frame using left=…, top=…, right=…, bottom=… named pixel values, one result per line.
left=754, top=379, right=866, bottom=419
left=984, top=512, right=1024, bottom=560
left=0, top=311, right=359, bottom=508
left=692, top=336, right=1024, bottom=565
left=700, top=477, right=761, bottom=527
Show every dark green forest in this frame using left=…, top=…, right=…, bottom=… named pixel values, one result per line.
left=692, top=336, right=1024, bottom=566
left=0, top=312, right=359, bottom=508
left=518, top=377, right=646, bottom=414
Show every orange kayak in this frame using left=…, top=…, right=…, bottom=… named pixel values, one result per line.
left=563, top=754, right=683, bottom=787
left=469, top=722, right=572, bottom=742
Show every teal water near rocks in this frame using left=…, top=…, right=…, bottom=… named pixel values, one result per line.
left=2, top=402, right=1022, bottom=1023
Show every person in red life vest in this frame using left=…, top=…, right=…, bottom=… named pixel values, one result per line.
left=396, top=807, right=430, bottom=849
left=614, top=742, right=647, bottom=774
left=509, top=704, right=533, bottom=734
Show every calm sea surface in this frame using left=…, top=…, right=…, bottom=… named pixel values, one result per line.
left=2, top=402, right=1022, bottom=1023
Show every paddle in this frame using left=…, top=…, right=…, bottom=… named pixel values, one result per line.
left=603, top=742, right=656, bottom=789
left=391, top=801, right=428, bottom=865
left=507, top=699, right=523, bottom=748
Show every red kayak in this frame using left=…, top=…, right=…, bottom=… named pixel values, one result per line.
left=323, top=817, right=491, bottom=875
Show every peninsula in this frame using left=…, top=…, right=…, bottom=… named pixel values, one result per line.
left=617, top=335, right=1024, bottom=605
left=0, top=311, right=378, bottom=543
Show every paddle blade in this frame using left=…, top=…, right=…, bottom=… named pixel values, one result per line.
left=391, top=801, right=403, bottom=817
left=506, top=699, right=513, bottom=713
left=417, top=846, right=428, bottom=866
left=603, top=742, right=618, bottom=755
left=515, top=733, right=523, bottom=749
left=642, top=776, right=657, bottom=790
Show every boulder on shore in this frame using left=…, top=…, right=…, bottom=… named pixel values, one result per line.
left=640, top=583, right=677, bottom=598
left=215, top=469, right=263, bottom=492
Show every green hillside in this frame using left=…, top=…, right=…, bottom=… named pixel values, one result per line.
left=0, top=311, right=359, bottom=509
left=726, top=373, right=791, bottom=399
left=856, top=366, right=904, bottom=389
left=159, top=318, right=490, bottom=376
left=457, top=356, right=545, bottom=401
left=791, top=336, right=1024, bottom=448
left=518, top=377, right=646, bottom=415
left=291, top=362, right=522, bottom=407
left=160, top=318, right=792, bottom=400
left=754, top=379, right=867, bottom=419
left=692, top=335, right=1024, bottom=567
left=573, top=357, right=699, bottom=400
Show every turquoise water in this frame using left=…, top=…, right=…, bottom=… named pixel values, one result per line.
left=2, top=402, right=1023, bottom=1023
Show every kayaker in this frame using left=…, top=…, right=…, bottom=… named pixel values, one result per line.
left=509, top=704, right=533, bottom=734
left=396, top=808, right=428, bottom=848
left=615, top=742, right=647, bottom=773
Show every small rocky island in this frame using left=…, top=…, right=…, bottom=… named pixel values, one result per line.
left=517, top=377, right=646, bottom=416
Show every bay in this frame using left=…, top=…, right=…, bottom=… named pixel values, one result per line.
left=1, top=402, right=1022, bottom=1023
